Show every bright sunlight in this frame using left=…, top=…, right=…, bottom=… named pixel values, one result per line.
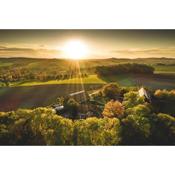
left=63, top=40, right=89, bottom=60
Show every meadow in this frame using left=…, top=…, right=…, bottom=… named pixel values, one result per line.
left=0, top=57, right=175, bottom=111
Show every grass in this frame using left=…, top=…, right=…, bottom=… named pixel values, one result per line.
left=98, top=73, right=175, bottom=89
left=12, top=75, right=106, bottom=87
left=0, top=62, right=13, bottom=67
left=100, top=74, right=135, bottom=86
left=154, top=65, right=175, bottom=73
left=3, top=72, right=175, bottom=90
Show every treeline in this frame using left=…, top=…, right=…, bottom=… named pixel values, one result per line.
left=0, top=108, right=121, bottom=145
left=0, top=67, right=88, bottom=86
left=0, top=82, right=174, bottom=145
left=0, top=89, right=175, bottom=145
left=96, top=63, right=155, bottom=76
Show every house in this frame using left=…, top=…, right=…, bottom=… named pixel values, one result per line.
left=138, top=87, right=151, bottom=102
left=52, top=104, right=64, bottom=114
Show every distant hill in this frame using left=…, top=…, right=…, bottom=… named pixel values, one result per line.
left=0, top=57, right=175, bottom=75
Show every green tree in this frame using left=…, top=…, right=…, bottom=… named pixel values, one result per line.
left=154, top=89, right=175, bottom=115
left=31, top=108, right=74, bottom=145
left=121, top=104, right=152, bottom=145
left=150, top=113, right=175, bottom=145
left=102, top=83, right=120, bottom=100
left=122, top=91, right=145, bottom=109
left=74, top=117, right=121, bottom=145
left=64, top=98, right=79, bottom=119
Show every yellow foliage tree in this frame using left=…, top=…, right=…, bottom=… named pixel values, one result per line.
left=102, top=100, right=124, bottom=118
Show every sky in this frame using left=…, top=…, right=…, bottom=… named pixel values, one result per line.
left=0, top=30, right=175, bottom=59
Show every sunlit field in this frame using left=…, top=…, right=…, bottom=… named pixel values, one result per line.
left=6, top=73, right=175, bottom=89
left=13, top=75, right=105, bottom=86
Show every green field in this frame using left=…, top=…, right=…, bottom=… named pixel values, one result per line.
left=154, top=65, right=175, bottom=73
left=7, top=73, right=175, bottom=90
left=13, top=75, right=105, bottom=86
left=0, top=57, right=175, bottom=111
left=4, top=72, right=174, bottom=90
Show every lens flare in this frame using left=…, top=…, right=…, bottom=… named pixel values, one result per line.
left=63, top=40, right=88, bottom=60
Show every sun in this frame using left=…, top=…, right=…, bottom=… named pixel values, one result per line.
left=63, top=40, right=88, bottom=60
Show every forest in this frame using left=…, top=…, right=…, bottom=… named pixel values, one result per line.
left=0, top=83, right=174, bottom=145
left=96, top=63, right=155, bottom=76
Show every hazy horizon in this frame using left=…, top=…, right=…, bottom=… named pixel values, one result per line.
left=1, top=30, right=175, bottom=59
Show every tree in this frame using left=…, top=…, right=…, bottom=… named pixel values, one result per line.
left=122, top=91, right=145, bottom=109
left=96, top=63, right=154, bottom=77
left=154, top=89, right=175, bottom=115
left=121, top=104, right=152, bottom=145
left=64, top=98, right=79, bottom=119
left=126, top=104, right=151, bottom=116
left=31, top=108, right=74, bottom=145
left=102, top=100, right=124, bottom=118
left=150, top=113, right=175, bottom=145
left=102, top=83, right=120, bottom=99
left=121, top=114, right=151, bottom=145
left=74, top=117, right=121, bottom=145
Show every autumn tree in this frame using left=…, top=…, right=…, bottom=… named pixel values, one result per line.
left=102, top=100, right=124, bottom=118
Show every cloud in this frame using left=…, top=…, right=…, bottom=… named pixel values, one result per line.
left=112, top=47, right=175, bottom=58
left=0, top=46, right=8, bottom=49
left=0, top=46, right=62, bottom=58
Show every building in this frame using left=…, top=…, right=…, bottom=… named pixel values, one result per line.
left=138, top=87, right=151, bottom=102
left=52, top=104, right=64, bottom=114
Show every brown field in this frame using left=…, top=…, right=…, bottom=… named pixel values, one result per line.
left=0, top=84, right=103, bottom=112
